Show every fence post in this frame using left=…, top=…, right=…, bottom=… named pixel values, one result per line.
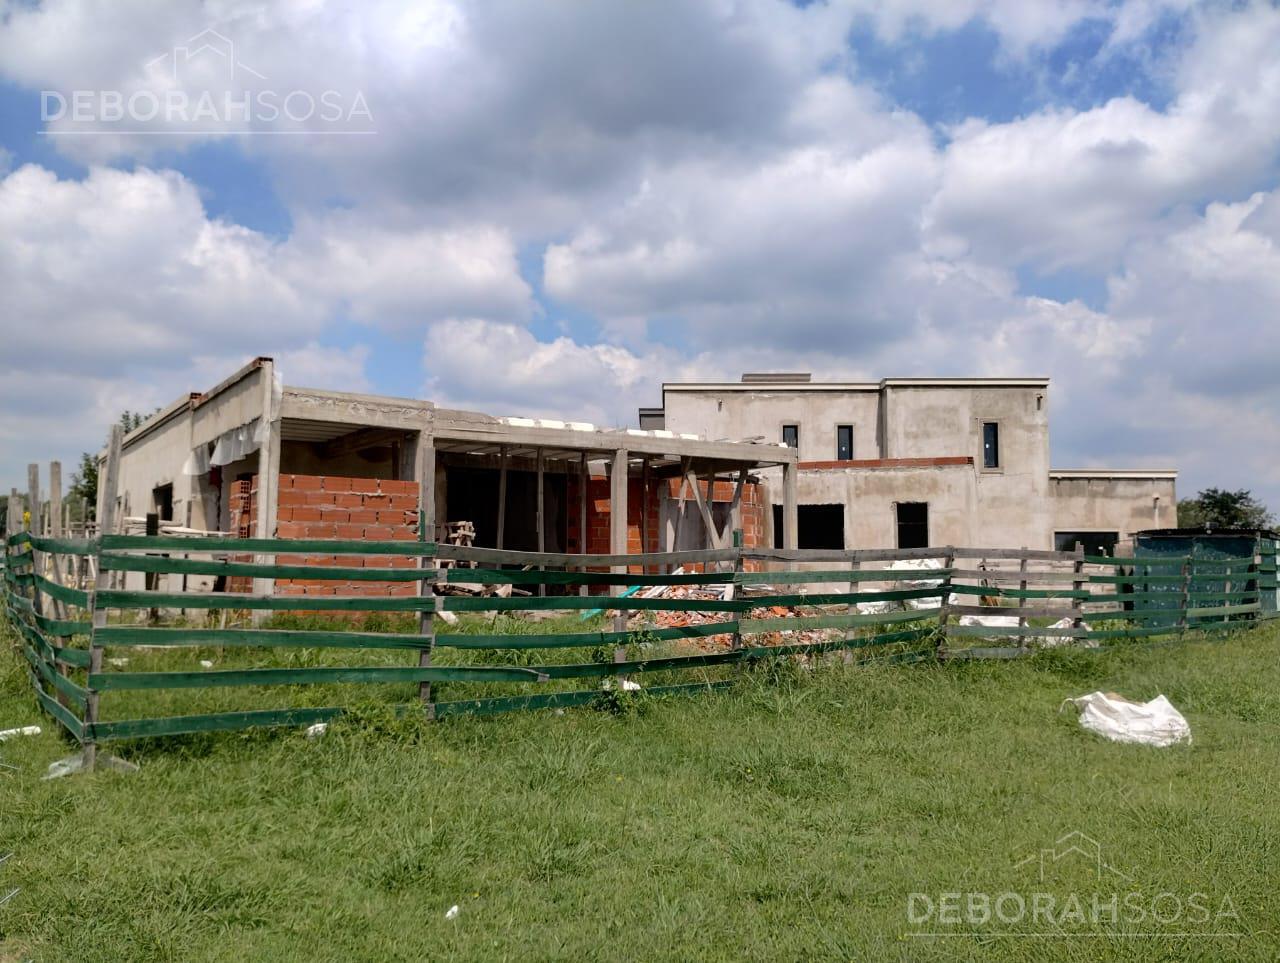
left=731, top=530, right=744, bottom=656
left=1070, top=545, right=1085, bottom=641
left=416, top=431, right=437, bottom=716
left=1177, top=555, right=1192, bottom=636
left=843, top=556, right=860, bottom=664
left=1016, top=548, right=1029, bottom=651
left=84, top=425, right=122, bottom=771
left=937, top=547, right=955, bottom=659
left=26, top=465, right=41, bottom=618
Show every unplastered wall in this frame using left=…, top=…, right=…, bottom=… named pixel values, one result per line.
left=663, top=389, right=881, bottom=460
left=273, top=473, right=421, bottom=597
left=115, top=406, right=196, bottom=527
left=791, top=463, right=977, bottom=550
left=1050, top=476, right=1176, bottom=540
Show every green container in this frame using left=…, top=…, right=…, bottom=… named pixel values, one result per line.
left=1133, top=530, right=1265, bottom=628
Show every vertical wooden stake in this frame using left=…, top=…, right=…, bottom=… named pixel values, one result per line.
left=843, top=557, right=860, bottom=663
left=85, top=425, right=123, bottom=771
left=1017, top=549, right=1029, bottom=652
left=1070, top=546, right=1086, bottom=642
left=937, top=547, right=956, bottom=660
left=416, top=433, right=437, bottom=713
left=536, top=447, right=545, bottom=597
left=578, top=452, right=588, bottom=598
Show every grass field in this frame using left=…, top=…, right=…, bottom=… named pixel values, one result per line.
left=2, top=617, right=1278, bottom=961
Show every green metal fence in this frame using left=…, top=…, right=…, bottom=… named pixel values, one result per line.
left=3, top=531, right=1276, bottom=757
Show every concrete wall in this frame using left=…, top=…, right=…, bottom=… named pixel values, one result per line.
left=665, top=381, right=1055, bottom=549
left=1050, top=475, right=1177, bottom=542
left=662, top=388, right=881, bottom=460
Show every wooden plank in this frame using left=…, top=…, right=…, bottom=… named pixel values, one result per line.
left=440, top=594, right=741, bottom=613
left=26, top=535, right=96, bottom=555
left=687, top=467, right=720, bottom=549
left=735, top=568, right=956, bottom=584
left=92, top=705, right=346, bottom=742
left=1186, top=602, right=1260, bottom=618
left=747, top=586, right=945, bottom=607
left=100, top=553, right=441, bottom=583
left=90, top=664, right=548, bottom=691
left=945, top=624, right=1088, bottom=639
left=446, top=568, right=733, bottom=586
left=951, top=569, right=1080, bottom=583
left=953, top=547, right=1079, bottom=561
left=437, top=621, right=737, bottom=649
left=740, top=608, right=939, bottom=634
left=95, top=626, right=430, bottom=650
left=102, top=534, right=439, bottom=556
left=745, top=546, right=949, bottom=563
left=97, top=589, right=440, bottom=612
left=27, top=670, right=84, bottom=740
left=30, top=573, right=90, bottom=607
left=948, top=604, right=1074, bottom=619
left=438, top=544, right=736, bottom=568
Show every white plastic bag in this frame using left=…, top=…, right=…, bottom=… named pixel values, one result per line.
left=1065, top=691, right=1191, bottom=747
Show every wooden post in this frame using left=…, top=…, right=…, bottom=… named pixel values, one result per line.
left=26, top=465, right=41, bottom=617
left=1017, top=549, right=1029, bottom=651
left=49, top=461, right=63, bottom=539
left=843, top=557, right=860, bottom=663
left=937, top=547, right=956, bottom=660
left=535, top=447, right=545, bottom=597
left=578, top=452, right=588, bottom=598
left=1071, top=545, right=1086, bottom=641
left=416, top=431, right=437, bottom=711
left=1177, top=554, right=1192, bottom=635
left=731, top=528, right=744, bottom=655
left=84, top=425, right=123, bottom=770
left=610, top=448, right=628, bottom=655
left=496, top=446, right=508, bottom=550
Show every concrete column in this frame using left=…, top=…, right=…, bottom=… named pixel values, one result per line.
left=610, top=448, right=628, bottom=593
left=782, top=461, right=798, bottom=551
left=27, top=463, right=39, bottom=533
left=252, top=361, right=282, bottom=602
left=49, top=462, right=63, bottom=538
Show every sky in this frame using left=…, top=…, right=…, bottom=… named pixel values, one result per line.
left=0, top=0, right=1277, bottom=511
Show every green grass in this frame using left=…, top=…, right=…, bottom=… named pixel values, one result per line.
left=2, top=619, right=1279, bottom=960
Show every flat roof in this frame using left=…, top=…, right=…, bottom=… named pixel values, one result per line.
left=663, top=376, right=1051, bottom=393
left=1050, top=469, right=1178, bottom=479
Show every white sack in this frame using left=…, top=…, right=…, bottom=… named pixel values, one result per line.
left=1066, top=691, right=1191, bottom=747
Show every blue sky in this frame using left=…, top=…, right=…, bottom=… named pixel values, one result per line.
left=0, top=0, right=1278, bottom=513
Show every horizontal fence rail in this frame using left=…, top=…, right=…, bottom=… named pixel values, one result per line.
left=2, top=530, right=1276, bottom=757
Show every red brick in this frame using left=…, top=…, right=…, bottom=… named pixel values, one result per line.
left=349, top=477, right=381, bottom=494
left=332, top=492, right=364, bottom=509
left=292, top=475, right=323, bottom=491
left=292, top=507, right=323, bottom=522
left=363, top=494, right=391, bottom=509
left=388, top=494, right=418, bottom=510
left=348, top=509, right=378, bottom=524
left=321, top=476, right=352, bottom=492
left=276, top=521, right=305, bottom=538
left=363, top=525, right=394, bottom=540
left=335, top=523, right=366, bottom=539
left=278, top=490, right=308, bottom=507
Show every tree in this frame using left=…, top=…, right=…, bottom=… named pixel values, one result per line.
left=1177, top=488, right=1275, bottom=530
left=66, top=409, right=157, bottom=521
left=68, top=450, right=99, bottom=519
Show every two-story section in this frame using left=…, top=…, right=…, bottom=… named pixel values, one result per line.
left=643, top=373, right=1174, bottom=553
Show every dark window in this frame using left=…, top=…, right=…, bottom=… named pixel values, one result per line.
left=782, top=424, right=799, bottom=449
left=982, top=422, right=1000, bottom=469
left=836, top=425, right=853, bottom=461
left=152, top=483, right=173, bottom=522
left=1055, top=531, right=1119, bottom=556
left=772, top=504, right=844, bottom=550
left=896, top=502, right=929, bottom=549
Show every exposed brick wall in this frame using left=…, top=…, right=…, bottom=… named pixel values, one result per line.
left=565, top=477, right=662, bottom=557
left=272, top=474, right=420, bottom=598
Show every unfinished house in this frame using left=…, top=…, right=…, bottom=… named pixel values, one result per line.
left=105, top=359, right=800, bottom=593
left=642, top=374, right=1176, bottom=554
